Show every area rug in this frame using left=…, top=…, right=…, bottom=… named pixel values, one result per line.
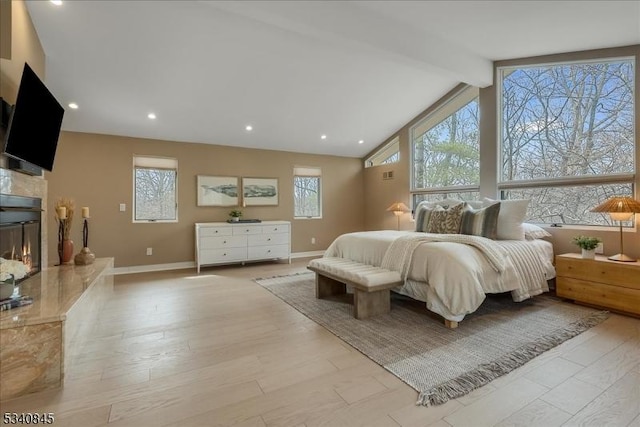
left=255, top=272, right=609, bottom=406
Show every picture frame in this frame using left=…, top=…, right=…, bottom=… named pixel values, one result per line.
left=242, top=177, right=279, bottom=206
left=197, top=175, right=239, bottom=207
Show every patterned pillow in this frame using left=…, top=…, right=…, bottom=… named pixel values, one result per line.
left=427, top=203, right=465, bottom=234
left=460, top=203, right=501, bottom=239
left=414, top=202, right=434, bottom=232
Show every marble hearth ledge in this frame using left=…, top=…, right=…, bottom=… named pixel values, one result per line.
left=0, top=258, right=114, bottom=400
left=0, top=258, right=113, bottom=329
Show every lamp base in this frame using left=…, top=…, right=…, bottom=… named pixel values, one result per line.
left=608, top=253, right=637, bottom=262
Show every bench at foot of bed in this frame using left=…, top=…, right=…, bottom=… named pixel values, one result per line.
left=308, top=257, right=403, bottom=320
left=308, top=257, right=460, bottom=328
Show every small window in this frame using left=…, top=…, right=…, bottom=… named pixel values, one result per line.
left=133, top=156, right=178, bottom=222
left=294, top=166, right=321, bottom=218
left=365, top=136, right=400, bottom=168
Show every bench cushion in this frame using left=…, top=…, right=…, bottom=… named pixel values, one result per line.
left=308, top=257, right=401, bottom=290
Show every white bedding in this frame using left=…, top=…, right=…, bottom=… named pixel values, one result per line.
left=323, top=231, right=555, bottom=322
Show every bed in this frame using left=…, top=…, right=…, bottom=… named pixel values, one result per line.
left=322, top=201, right=556, bottom=324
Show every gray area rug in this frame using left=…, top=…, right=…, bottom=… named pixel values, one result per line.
left=255, top=272, right=609, bottom=406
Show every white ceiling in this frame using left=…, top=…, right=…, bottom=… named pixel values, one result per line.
left=25, top=1, right=640, bottom=158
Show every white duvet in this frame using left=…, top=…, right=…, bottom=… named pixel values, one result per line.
left=324, top=231, right=555, bottom=322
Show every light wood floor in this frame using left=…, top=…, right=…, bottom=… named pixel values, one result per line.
left=2, top=258, right=638, bottom=426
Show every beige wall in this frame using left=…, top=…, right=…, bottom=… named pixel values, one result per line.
left=45, top=132, right=365, bottom=268
left=0, top=0, right=44, bottom=103
left=364, top=45, right=640, bottom=260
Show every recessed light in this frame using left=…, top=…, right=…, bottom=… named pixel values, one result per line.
left=147, top=113, right=156, bottom=120
left=68, top=103, right=78, bottom=109
left=358, top=140, right=364, bottom=144
left=320, top=134, right=327, bottom=140
left=245, top=125, right=253, bottom=131
left=50, top=0, right=63, bottom=5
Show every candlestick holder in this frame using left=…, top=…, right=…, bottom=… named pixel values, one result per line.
left=57, top=219, right=65, bottom=266
left=74, top=218, right=95, bottom=265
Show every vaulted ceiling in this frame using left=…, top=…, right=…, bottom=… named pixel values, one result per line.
left=26, top=1, right=640, bottom=157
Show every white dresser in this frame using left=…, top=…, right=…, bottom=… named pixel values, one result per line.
left=195, top=221, right=291, bottom=272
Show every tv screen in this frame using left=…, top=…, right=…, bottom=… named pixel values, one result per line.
left=3, top=63, right=65, bottom=171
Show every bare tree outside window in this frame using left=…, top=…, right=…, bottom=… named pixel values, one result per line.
left=500, top=59, right=635, bottom=225
left=135, top=167, right=177, bottom=221
left=294, top=176, right=321, bottom=218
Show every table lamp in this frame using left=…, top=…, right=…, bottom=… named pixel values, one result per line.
left=591, top=196, right=640, bottom=262
left=387, top=202, right=410, bottom=230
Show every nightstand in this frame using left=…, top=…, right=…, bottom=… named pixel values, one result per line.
left=555, top=253, right=640, bottom=316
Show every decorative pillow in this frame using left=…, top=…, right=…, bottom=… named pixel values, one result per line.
left=523, top=223, right=552, bottom=240
left=414, top=202, right=434, bottom=232
left=482, top=198, right=530, bottom=240
left=427, top=203, right=465, bottom=234
left=460, top=203, right=501, bottom=239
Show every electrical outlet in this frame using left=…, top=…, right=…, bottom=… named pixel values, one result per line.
left=146, top=247, right=153, bottom=256
left=311, top=237, right=316, bottom=244
left=119, top=203, right=126, bottom=212
left=595, top=242, right=604, bottom=254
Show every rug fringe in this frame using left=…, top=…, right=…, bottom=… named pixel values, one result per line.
left=416, top=310, right=609, bottom=407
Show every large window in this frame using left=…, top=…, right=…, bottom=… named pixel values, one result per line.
left=499, top=58, right=635, bottom=225
left=294, top=166, right=321, bottom=218
left=133, top=156, right=178, bottom=222
left=411, top=86, right=479, bottom=206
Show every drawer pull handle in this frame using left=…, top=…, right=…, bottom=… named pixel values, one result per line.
left=223, top=241, right=227, bottom=244
left=275, top=228, right=278, bottom=231
left=246, top=229, right=249, bottom=232
left=215, top=230, right=218, bottom=233
left=267, top=238, right=271, bottom=241
left=223, top=253, right=227, bottom=256
left=267, top=250, right=271, bottom=253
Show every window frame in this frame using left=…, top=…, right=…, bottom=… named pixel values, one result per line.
left=497, top=56, right=636, bottom=227
left=293, top=166, right=322, bottom=219
left=365, top=136, right=400, bottom=168
left=410, top=85, right=480, bottom=205
left=132, top=156, right=178, bottom=223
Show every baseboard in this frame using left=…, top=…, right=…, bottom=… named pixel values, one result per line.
left=291, top=250, right=325, bottom=259
left=112, top=251, right=325, bottom=275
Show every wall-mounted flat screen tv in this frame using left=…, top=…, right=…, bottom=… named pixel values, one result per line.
left=3, top=63, right=65, bottom=171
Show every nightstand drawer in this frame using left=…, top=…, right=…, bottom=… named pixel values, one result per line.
left=555, top=256, right=640, bottom=290
left=557, top=277, right=640, bottom=315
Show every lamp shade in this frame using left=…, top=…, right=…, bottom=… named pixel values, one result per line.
left=386, top=202, right=410, bottom=215
left=591, top=197, right=640, bottom=215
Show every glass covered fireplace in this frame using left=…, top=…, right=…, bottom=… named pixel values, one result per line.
left=0, top=194, right=42, bottom=281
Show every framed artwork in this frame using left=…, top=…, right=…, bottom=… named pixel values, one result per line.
left=197, top=175, right=239, bottom=207
left=242, top=177, right=279, bottom=206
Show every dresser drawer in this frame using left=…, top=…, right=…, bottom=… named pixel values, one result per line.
left=248, top=233, right=289, bottom=247
left=557, top=276, right=640, bottom=315
left=248, top=244, right=289, bottom=260
left=262, top=224, right=289, bottom=234
left=199, top=236, right=246, bottom=249
left=198, top=226, right=232, bottom=237
left=199, top=247, right=247, bottom=264
left=556, top=256, right=640, bottom=290
left=233, top=225, right=262, bottom=235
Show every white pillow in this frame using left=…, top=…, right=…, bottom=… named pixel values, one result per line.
left=523, top=223, right=552, bottom=240
left=482, top=198, right=529, bottom=240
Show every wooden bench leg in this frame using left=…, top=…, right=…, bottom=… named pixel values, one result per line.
left=316, top=274, right=346, bottom=298
left=354, top=289, right=390, bottom=319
